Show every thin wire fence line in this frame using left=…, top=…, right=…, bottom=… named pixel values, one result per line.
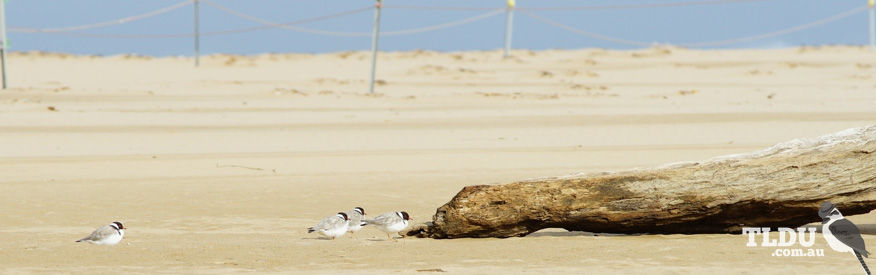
left=205, top=0, right=504, bottom=37
left=519, top=0, right=771, bottom=11
left=202, top=1, right=370, bottom=37
left=9, top=0, right=192, bottom=33
left=381, top=5, right=501, bottom=11
left=9, top=3, right=375, bottom=39
left=381, top=9, right=503, bottom=36
left=8, top=4, right=502, bottom=39
left=20, top=8, right=505, bottom=39
left=383, top=0, right=771, bottom=12
left=6, top=0, right=776, bottom=34
left=519, top=11, right=653, bottom=47
left=197, top=2, right=375, bottom=37
left=521, top=5, right=869, bottom=48
left=680, top=5, right=869, bottom=47
left=3, top=1, right=868, bottom=47
left=201, top=0, right=373, bottom=37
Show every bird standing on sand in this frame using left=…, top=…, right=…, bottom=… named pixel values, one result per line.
left=363, top=211, right=412, bottom=241
left=76, top=221, right=126, bottom=245
left=347, top=207, right=367, bottom=238
left=820, top=202, right=870, bottom=275
left=308, top=212, right=350, bottom=240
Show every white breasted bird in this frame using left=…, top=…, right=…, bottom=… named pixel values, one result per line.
left=820, top=201, right=870, bottom=275
left=308, top=212, right=350, bottom=240
left=363, top=211, right=412, bottom=241
left=347, top=207, right=367, bottom=238
left=76, top=221, right=126, bottom=245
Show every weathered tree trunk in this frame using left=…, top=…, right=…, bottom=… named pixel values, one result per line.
left=410, top=125, right=876, bottom=238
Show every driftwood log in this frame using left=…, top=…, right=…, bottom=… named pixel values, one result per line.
left=410, top=125, right=876, bottom=238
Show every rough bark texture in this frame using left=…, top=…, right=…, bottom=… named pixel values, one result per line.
left=410, top=125, right=876, bottom=238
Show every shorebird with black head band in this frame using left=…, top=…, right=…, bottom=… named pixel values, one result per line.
left=308, top=212, right=350, bottom=240
left=347, top=207, right=367, bottom=239
left=76, top=221, right=126, bottom=245
left=363, top=211, right=412, bottom=241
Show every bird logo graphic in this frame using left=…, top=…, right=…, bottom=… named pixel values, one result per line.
left=819, top=202, right=870, bottom=275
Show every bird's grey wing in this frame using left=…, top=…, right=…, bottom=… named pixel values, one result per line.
left=367, top=212, right=400, bottom=225
left=363, top=213, right=386, bottom=225
left=313, top=217, right=332, bottom=230
left=80, top=225, right=117, bottom=241
left=830, top=219, right=869, bottom=256
left=315, top=216, right=345, bottom=230
left=326, top=216, right=347, bottom=228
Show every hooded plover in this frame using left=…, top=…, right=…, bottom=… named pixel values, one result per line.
left=347, top=207, right=367, bottom=238
left=308, top=212, right=350, bottom=240
left=363, top=211, right=412, bottom=241
left=76, top=221, right=126, bottom=245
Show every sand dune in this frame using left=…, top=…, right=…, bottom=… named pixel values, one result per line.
left=1, top=46, right=875, bottom=274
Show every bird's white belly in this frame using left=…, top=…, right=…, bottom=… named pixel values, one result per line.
left=320, top=225, right=348, bottom=238
left=348, top=222, right=364, bottom=232
left=822, top=222, right=853, bottom=253
left=94, top=230, right=124, bottom=245
left=380, top=221, right=408, bottom=233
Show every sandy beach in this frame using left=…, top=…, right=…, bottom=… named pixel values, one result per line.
left=1, top=46, right=875, bottom=274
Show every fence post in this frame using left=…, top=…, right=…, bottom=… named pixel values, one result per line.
left=194, top=0, right=200, bottom=66
left=869, top=0, right=875, bottom=51
left=368, top=0, right=382, bottom=94
left=0, top=0, right=7, bottom=89
left=504, top=0, right=515, bottom=58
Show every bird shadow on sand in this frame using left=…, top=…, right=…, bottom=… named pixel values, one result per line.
left=365, top=238, right=404, bottom=242
left=300, top=236, right=342, bottom=241
left=298, top=236, right=406, bottom=241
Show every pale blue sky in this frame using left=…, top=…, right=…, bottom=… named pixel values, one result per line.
left=4, top=0, right=872, bottom=56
